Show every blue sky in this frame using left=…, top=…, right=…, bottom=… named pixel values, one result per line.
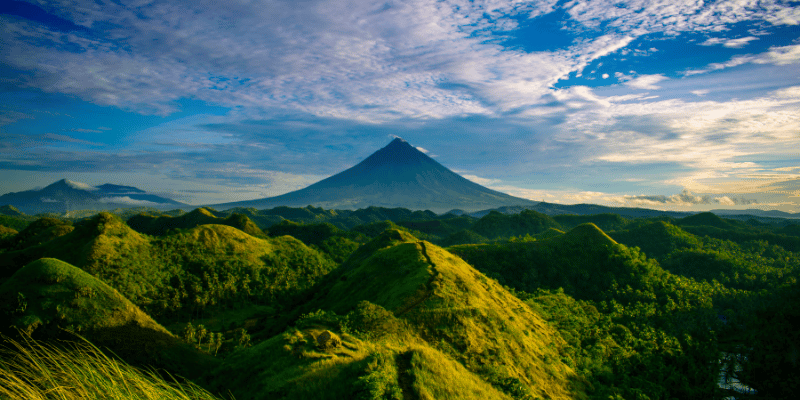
left=1, top=0, right=799, bottom=212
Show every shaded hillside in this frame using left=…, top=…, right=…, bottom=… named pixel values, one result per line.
left=610, top=221, right=703, bottom=260
left=0, top=258, right=218, bottom=380
left=127, top=207, right=263, bottom=236
left=448, top=223, right=680, bottom=302
left=552, top=213, right=630, bottom=232
left=266, top=220, right=365, bottom=263
left=676, top=212, right=800, bottom=252
left=210, top=138, right=536, bottom=213
left=449, top=224, right=725, bottom=399
left=6, top=217, right=74, bottom=250
left=0, top=205, right=24, bottom=216
left=471, top=209, right=561, bottom=239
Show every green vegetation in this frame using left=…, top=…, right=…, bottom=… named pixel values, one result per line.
left=0, top=334, right=222, bottom=400
left=0, top=258, right=218, bottom=379
left=128, top=207, right=264, bottom=236
left=0, top=205, right=798, bottom=400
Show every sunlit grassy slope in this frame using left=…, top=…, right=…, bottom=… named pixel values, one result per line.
left=0, top=258, right=218, bottom=379
left=0, top=335, right=222, bottom=400
left=216, top=230, right=582, bottom=400
left=0, top=211, right=335, bottom=315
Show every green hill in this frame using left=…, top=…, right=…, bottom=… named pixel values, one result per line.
left=610, top=220, right=703, bottom=260
left=281, top=229, right=581, bottom=400
left=5, top=217, right=73, bottom=251
left=0, top=205, right=24, bottom=216
left=267, top=220, right=364, bottom=263
left=449, top=223, right=626, bottom=297
left=0, top=258, right=218, bottom=379
left=127, top=207, right=263, bottom=236
left=471, top=209, right=561, bottom=239
left=778, top=224, right=800, bottom=237
left=0, top=213, right=336, bottom=319
left=677, top=212, right=736, bottom=229
left=552, top=213, right=629, bottom=232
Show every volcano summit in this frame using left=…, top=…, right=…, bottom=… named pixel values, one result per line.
left=212, top=138, right=537, bottom=213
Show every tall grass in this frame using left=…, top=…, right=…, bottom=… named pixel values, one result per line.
left=0, top=335, right=224, bottom=400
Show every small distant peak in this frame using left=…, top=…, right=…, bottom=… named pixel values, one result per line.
left=50, top=179, right=97, bottom=191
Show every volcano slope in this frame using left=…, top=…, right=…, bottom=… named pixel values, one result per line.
left=210, top=230, right=583, bottom=400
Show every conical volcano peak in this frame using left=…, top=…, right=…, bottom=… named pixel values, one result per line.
left=360, top=137, right=435, bottom=169
left=210, top=139, right=537, bottom=212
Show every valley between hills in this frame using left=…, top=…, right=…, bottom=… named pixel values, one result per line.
left=1, top=204, right=799, bottom=400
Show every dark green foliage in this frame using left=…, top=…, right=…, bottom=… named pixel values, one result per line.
left=267, top=220, right=366, bottom=263
left=610, top=220, right=703, bottom=259
left=350, top=220, right=426, bottom=239
left=777, top=224, right=800, bottom=237
left=127, top=208, right=264, bottom=236
left=450, top=224, right=727, bottom=399
left=471, top=209, right=561, bottom=239
left=0, top=205, right=25, bottom=217
left=7, top=217, right=74, bottom=250
left=394, top=216, right=474, bottom=239
left=731, top=283, right=800, bottom=398
left=439, top=229, right=487, bottom=246
left=0, top=215, right=31, bottom=232
left=552, top=213, right=629, bottom=232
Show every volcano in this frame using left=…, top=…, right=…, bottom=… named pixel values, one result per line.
left=212, top=138, right=537, bottom=213
left=0, top=179, right=186, bottom=214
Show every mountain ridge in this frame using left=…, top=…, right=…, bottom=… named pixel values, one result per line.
left=0, top=179, right=185, bottom=214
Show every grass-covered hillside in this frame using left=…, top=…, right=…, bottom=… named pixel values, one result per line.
left=212, top=230, right=581, bottom=400
left=0, top=205, right=798, bottom=399
left=0, top=258, right=218, bottom=379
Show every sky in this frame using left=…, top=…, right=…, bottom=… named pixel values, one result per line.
left=1, top=0, right=799, bottom=212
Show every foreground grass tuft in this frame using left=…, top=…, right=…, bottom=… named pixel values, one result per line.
left=0, top=334, right=224, bottom=400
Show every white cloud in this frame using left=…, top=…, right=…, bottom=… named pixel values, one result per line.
left=624, top=74, right=667, bottom=90
left=462, top=174, right=502, bottom=186
left=602, top=73, right=609, bottom=79
left=701, top=36, right=759, bottom=48
left=98, top=196, right=165, bottom=206
left=686, top=44, right=800, bottom=75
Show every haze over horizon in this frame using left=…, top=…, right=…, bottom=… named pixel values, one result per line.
left=2, top=0, right=800, bottom=212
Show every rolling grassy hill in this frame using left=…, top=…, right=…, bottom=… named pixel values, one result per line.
left=252, top=229, right=584, bottom=400
left=0, top=258, right=218, bottom=380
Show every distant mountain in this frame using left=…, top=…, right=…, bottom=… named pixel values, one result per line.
left=708, top=208, right=800, bottom=219
left=0, top=179, right=185, bottom=214
left=463, top=202, right=695, bottom=219
left=211, top=138, right=537, bottom=213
